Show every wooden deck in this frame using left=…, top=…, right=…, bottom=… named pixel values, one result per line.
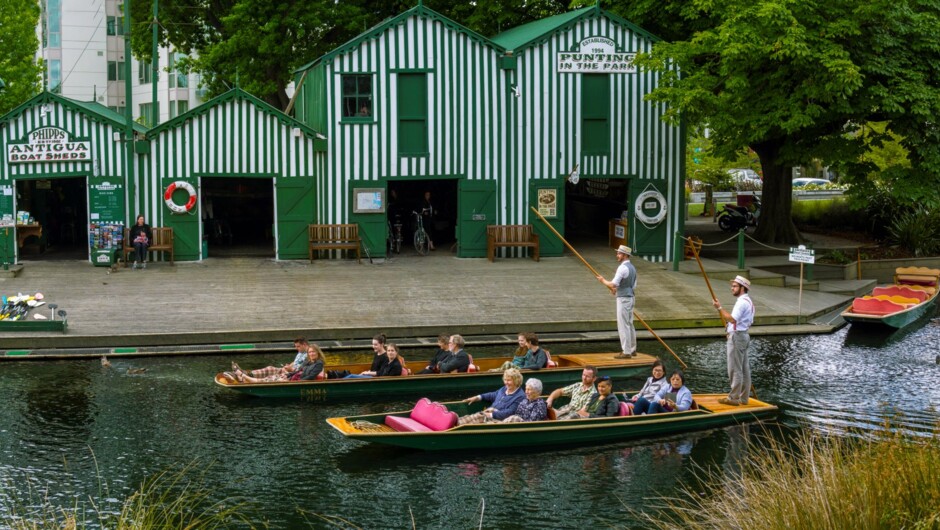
left=0, top=240, right=855, bottom=349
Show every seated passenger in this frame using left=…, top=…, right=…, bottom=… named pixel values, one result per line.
left=458, top=368, right=525, bottom=424
left=502, top=378, right=548, bottom=422
left=547, top=366, right=598, bottom=420
left=233, top=345, right=324, bottom=383
left=575, top=376, right=620, bottom=418
left=438, top=334, right=471, bottom=373
left=519, top=332, right=548, bottom=370
left=228, top=337, right=310, bottom=380
left=642, top=370, right=693, bottom=415
left=489, top=332, right=528, bottom=372
left=418, top=334, right=453, bottom=374
left=624, top=359, right=668, bottom=413
left=344, top=342, right=403, bottom=378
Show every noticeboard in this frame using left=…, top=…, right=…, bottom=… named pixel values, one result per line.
left=89, top=180, right=126, bottom=224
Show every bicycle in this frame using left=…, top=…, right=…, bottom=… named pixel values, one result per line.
left=387, top=215, right=403, bottom=254
left=412, top=210, right=430, bottom=255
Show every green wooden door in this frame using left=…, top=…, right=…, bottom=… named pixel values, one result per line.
left=162, top=178, right=200, bottom=261
left=348, top=186, right=386, bottom=259
left=630, top=180, right=668, bottom=257
left=276, top=178, right=314, bottom=259
left=528, top=179, right=566, bottom=257
left=457, top=179, right=497, bottom=258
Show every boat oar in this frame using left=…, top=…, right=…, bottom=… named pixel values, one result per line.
left=529, top=206, right=687, bottom=370
left=688, top=238, right=727, bottom=324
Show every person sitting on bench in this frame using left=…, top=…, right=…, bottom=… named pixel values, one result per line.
left=129, top=215, right=152, bottom=269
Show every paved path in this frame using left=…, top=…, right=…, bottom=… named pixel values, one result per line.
left=0, top=230, right=854, bottom=350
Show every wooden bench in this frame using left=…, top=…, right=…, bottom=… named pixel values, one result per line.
left=486, top=224, right=539, bottom=262
left=123, top=227, right=174, bottom=266
left=308, top=224, right=361, bottom=263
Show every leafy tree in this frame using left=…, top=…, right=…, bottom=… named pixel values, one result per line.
left=603, top=0, right=940, bottom=243
left=0, top=0, right=43, bottom=115
left=127, top=0, right=564, bottom=110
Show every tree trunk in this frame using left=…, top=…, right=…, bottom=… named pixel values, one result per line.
left=751, top=139, right=802, bottom=244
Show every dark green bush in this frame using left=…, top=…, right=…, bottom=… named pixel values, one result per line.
left=888, top=207, right=940, bottom=257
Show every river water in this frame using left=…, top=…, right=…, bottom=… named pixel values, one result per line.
left=1, top=315, right=938, bottom=528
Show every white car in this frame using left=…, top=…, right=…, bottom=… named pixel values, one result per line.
left=727, top=168, right=761, bottom=189
left=792, top=177, right=830, bottom=188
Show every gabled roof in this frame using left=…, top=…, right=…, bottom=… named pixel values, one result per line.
left=147, top=87, right=323, bottom=139
left=295, top=4, right=506, bottom=74
left=491, top=6, right=660, bottom=53
left=0, top=91, right=149, bottom=134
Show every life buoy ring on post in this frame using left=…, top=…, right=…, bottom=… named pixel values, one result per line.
left=164, top=181, right=197, bottom=214
left=634, top=189, right=668, bottom=225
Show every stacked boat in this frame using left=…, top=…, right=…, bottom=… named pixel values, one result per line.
left=842, top=266, right=940, bottom=329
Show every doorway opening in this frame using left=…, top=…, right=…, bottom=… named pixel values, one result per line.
left=386, top=179, right=457, bottom=255
left=201, top=177, right=274, bottom=258
left=15, top=177, right=87, bottom=260
left=565, top=177, right=630, bottom=247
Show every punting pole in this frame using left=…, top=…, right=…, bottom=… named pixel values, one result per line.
left=529, top=207, right=687, bottom=370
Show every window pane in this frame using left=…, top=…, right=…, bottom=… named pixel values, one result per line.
left=358, top=76, right=371, bottom=94
left=342, top=76, right=356, bottom=95
left=108, top=62, right=116, bottom=81
left=178, top=101, right=188, bottom=114
left=107, top=17, right=116, bottom=36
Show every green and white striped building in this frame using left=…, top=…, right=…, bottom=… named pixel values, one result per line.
left=0, top=4, right=683, bottom=265
left=293, top=3, right=684, bottom=261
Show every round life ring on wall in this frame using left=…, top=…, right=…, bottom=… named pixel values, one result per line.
left=634, top=189, right=668, bottom=225
left=164, top=181, right=197, bottom=214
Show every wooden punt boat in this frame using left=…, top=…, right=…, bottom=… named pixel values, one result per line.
left=326, top=394, right=779, bottom=451
left=841, top=267, right=940, bottom=329
left=214, top=353, right=656, bottom=402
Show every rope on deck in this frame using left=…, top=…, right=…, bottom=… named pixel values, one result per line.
left=349, top=420, right=385, bottom=432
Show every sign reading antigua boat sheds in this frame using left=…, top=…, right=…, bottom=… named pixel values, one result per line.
left=7, top=126, right=92, bottom=164
left=557, top=37, right=636, bottom=73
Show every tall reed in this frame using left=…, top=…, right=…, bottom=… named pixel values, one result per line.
left=641, top=426, right=940, bottom=529
left=2, top=461, right=261, bottom=529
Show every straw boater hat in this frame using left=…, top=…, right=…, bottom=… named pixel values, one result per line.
left=732, top=275, right=751, bottom=290
left=616, top=245, right=632, bottom=255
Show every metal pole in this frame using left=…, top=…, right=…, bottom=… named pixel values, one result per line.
left=737, top=229, right=745, bottom=270
left=152, top=0, right=158, bottom=125
left=672, top=230, right=681, bottom=271
left=123, top=0, right=135, bottom=223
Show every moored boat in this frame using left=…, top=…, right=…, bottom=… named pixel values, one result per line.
left=326, top=394, right=779, bottom=451
left=214, top=353, right=656, bottom=402
left=842, top=267, right=940, bottom=329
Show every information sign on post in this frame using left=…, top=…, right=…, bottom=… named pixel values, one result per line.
left=788, top=245, right=815, bottom=323
left=789, top=246, right=815, bottom=264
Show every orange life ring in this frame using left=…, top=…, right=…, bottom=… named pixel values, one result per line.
left=164, top=181, right=197, bottom=214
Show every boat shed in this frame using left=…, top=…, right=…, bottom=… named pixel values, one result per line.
left=291, top=4, right=684, bottom=261
left=0, top=91, right=148, bottom=264
left=143, top=88, right=325, bottom=261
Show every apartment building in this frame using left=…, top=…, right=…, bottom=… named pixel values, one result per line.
left=38, top=0, right=202, bottom=125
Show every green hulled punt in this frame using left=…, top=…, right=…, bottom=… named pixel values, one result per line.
left=326, top=394, right=779, bottom=451
left=214, top=353, right=655, bottom=402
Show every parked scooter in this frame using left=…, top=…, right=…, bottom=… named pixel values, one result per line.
left=717, top=196, right=761, bottom=232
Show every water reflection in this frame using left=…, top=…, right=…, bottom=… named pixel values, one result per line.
left=1, top=322, right=939, bottom=527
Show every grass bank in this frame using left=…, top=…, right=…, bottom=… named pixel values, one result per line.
left=642, top=427, right=940, bottom=529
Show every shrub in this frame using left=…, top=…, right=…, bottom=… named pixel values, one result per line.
left=888, top=207, right=940, bottom=257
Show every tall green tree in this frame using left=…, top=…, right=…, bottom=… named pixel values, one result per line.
left=0, top=0, right=43, bottom=115
left=128, top=0, right=560, bottom=110
left=603, top=0, right=940, bottom=243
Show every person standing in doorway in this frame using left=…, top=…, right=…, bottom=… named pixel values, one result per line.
left=713, top=275, right=755, bottom=406
left=420, top=190, right=436, bottom=250
left=129, top=215, right=152, bottom=269
left=596, top=245, right=637, bottom=358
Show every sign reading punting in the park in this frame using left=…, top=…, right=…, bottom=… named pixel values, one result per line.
left=789, top=245, right=815, bottom=264
left=557, top=37, right=636, bottom=73
left=7, top=126, right=92, bottom=164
